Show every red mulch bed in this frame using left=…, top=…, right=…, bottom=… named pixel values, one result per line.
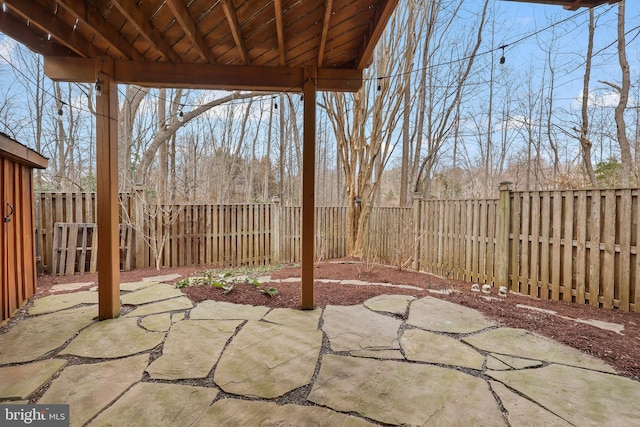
left=36, top=259, right=640, bottom=381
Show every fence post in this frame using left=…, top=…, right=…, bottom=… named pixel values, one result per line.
left=412, top=192, right=422, bottom=271
left=271, top=195, right=281, bottom=265
left=496, top=182, right=513, bottom=289
left=132, top=185, right=146, bottom=268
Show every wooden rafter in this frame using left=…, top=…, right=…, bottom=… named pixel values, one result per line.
left=3, top=0, right=94, bottom=57
left=317, top=0, right=334, bottom=68
left=273, top=0, right=286, bottom=66
left=55, top=0, right=141, bottom=60
left=0, top=11, right=78, bottom=57
left=357, top=0, right=399, bottom=69
left=110, top=0, right=179, bottom=62
left=221, top=0, right=250, bottom=65
left=164, top=0, right=214, bottom=63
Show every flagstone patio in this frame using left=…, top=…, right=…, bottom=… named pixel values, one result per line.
left=1, top=276, right=639, bottom=426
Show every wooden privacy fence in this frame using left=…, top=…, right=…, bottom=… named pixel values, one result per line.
left=365, top=184, right=640, bottom=313
left=34, top=187, right=640, bottom=312
left=34, top=192, right=348, bottom=274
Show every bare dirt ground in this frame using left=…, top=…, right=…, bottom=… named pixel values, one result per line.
left=37, top=259, right=640, bottom=381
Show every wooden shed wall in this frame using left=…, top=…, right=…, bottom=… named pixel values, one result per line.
left=0, top=145, right=43, bottom=322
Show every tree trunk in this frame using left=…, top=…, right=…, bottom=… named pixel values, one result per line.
left=579, top=9, right=598, bottom=186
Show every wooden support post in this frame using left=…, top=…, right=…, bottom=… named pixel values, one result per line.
left=301, top=68, right=317, bottom=309
left=95, top=59, right=120, bottom=319
left=132, top=185, right=146, bottom=268
left=412, top=193, right=422, bottom=271
left=495, top=182, right=512, bottom=290
left=271, top=195, right=281, bottom=265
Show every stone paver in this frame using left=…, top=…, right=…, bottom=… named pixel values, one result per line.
left=140, top=313, right=173, bottom=332
left=488, top=365, right=640, bottom=426
left=88, top=383, right=217, bottom=427
left=0, top=306, right=96, bottom=364
left=364, top=294, right=415, bottom=315
left=464, top=328, right=616, bottom=373
left=491, top=353, right=542, bottom=370
left=489, top=381, right=571, bottom=427
left=61, top=317, right=164, bottom=358
left=142, top=274, right=181, bottom=282
left=0, top=359, right=67, bottom=400
left=50, top=282, right=94, bottom=293
left=193, top=399, right=376, bottom=426
left=39, top=355, right=148, bottom=427
left=28, top=291, right=98, bottom=315
left=407, top=296, right=497, bottom=333
left=401, top=328, right=485, bottom=370
left=262, top=308, right=321, bottom=330
left=190, top=300, right=269, bottom=320
left=486, top=355, right=512, bottom=371
left=120, top=284, right=183, bottom=305
left=322, top=305, right=402, bottom=352
left=124, top=296, right=193, bottom=317
left=214, top=320, right=322, bottom=398
left=120, top=281, right=158, bottom=291
left=308, top=354, right=505, bottom=426
left=146, top=320, right=241, bottom=380
left=349, top=349, right=404, bottom=359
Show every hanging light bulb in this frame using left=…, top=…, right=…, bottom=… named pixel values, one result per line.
left=499, top=45, right=507, bottom=65
left=377, top=77, right=382, bottom=92
left=57, top=100, right=66, bottom=116
left=274, top=101, right=278, bottom=110
left=178, top=104, right=185, bottom=122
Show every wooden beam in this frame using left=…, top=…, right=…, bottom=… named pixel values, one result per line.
left=44, top=56, right=97, bottom=82
left=504, top=0, right=619, bottom=10
left=0, top=11, right=78, bottom=57
left=221, top=0, right=250, bottom=65
left=110, top=0, right=179, bottom=62
left=301, top=67, right=317, bottom=310
left=3, top=0, right=94, bottom=57
left=273, top=0, right=286, bottom=66
left=44, top=57, right=363, bottom=92
left=95, top=58, right=120, bottom=320
left=164, top=0, right=215, bottom=63
left=357, top=0, right=399, bottom=69
left=317, top=0, right=334, bottom=68
left=55, top=0, right=141, bottom=60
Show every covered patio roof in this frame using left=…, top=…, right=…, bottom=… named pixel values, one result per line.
left=0, top=0, right=611, bottom=319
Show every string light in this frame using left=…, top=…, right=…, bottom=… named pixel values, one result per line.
left=499, top=45, right=507, bottom=65
left=178, top=104, right=185, bottom=122
left=57, top=100, right=66, bottom=116
left=377, top=77, right=382, bottom=92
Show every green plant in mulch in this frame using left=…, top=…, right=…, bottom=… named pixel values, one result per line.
left=175, top=265, right=279, bottom=298
left=260, top=287, right=278, bottom=298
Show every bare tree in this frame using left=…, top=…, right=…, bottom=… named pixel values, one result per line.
left=600, top=0, right=634, bottom=186
left=576, top=8, right=598, bottom=186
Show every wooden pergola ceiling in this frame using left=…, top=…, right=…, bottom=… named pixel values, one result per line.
left=505, top=0, right=620, bottom=11
left=0, top=0, right=400, bottom=92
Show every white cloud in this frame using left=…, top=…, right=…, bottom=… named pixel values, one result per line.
left=572, top=89, right=621, bottom=109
